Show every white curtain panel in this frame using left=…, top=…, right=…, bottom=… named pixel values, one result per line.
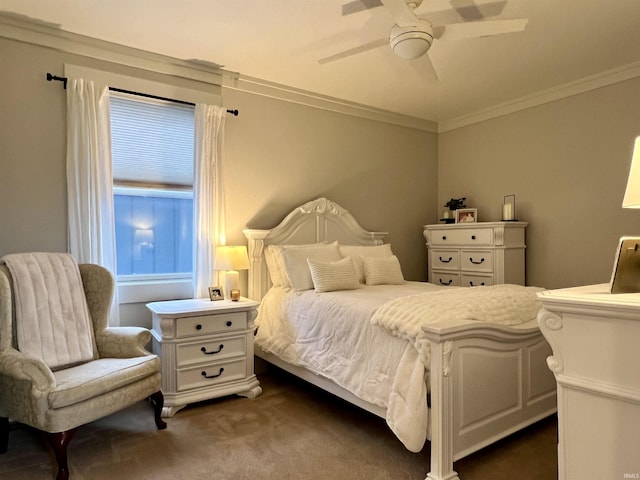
left=193, top=105, right=227, bottom=299
left=66, top=78, right=120, bottom=326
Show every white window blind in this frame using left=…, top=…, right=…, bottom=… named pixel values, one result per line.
left=110, top=93, right=194, bottom=187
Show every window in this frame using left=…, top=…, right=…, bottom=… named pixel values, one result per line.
left=110, top=93, right=195, bottom=281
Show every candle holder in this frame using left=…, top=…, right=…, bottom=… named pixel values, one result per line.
left=502, top=194, right=517, bottom=221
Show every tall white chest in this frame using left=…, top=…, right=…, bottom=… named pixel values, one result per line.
left=423, top=222, right=527, bottom=287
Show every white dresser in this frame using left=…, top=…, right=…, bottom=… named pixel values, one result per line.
left=423, top=222, right=527, bottom=287
left=147, top=298, right=262, bottom=417
left=538, top=285, right=640, bottom=480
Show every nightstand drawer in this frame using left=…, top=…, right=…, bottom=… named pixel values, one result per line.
left=430, top=250, right=459, bottom=270
left=176, top=335, right=247, bottom=367
left=430, top=228, right=493, bottom=246
left=431, top=272, right=460, bottom=287
left=461, top=250, right=494, bottom=272
left=177, top=358, right=247, bottom=391
left=461, top=274, right=493, bottom=287
left=176, top=312, right=247, bottom=338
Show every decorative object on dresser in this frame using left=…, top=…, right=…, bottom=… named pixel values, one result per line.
left=441, top=197, right=466, bottom=224
left=538, top=285, right=640, bottom=479
left=454, top=208, right=477, bottom=224
left=502, top=194, right=517, bottom=221
left=147, top=298, right=262, bottom=417
left=424, top=222, right=527, bottom=287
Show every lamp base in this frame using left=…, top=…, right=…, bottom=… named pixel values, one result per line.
left=223, top=270, right=240, bottom=300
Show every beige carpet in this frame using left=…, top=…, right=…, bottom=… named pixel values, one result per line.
left=0, top=369, right=557, bottom=480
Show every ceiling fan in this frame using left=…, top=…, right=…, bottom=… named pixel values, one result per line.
left=319, top=0, right=528, bottom=75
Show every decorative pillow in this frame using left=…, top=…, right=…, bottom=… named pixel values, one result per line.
left=363, top=255, right=405, bottom=285
left=339, top=244, right=394, bottom=283
left=267, top=242, right=329, bottom=288
left=278, top=242, right=342, bottom=291
left=307, top=257, right=360, bottom=293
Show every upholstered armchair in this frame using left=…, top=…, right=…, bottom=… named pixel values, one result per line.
left=0, top=253, right=166, bottom=480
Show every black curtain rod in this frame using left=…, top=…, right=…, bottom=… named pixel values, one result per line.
left=46, top=73, right=239, bottom=116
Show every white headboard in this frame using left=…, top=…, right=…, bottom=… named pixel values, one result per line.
left=242, top=198, right=387, bottom=301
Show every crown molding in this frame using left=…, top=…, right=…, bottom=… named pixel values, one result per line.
left=223, top=74, right=438, bottom=133
left=438, top=61, right=640, bottom=133
left=0, top=12, right=437, bottom=134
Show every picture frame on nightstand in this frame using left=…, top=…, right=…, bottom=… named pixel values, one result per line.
left=208, top=286, right=224, bottom=301
left=610, top=236, right=640, bottom=293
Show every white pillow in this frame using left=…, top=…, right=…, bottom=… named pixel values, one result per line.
left=307, top=257, right=360, bottom=293
left=363, top=255, right=405, bottom=285
left=267, top=242, right=329, bottom=288
left=339, top=244, right=394, bottom=283
left=279, top=242, right=342, bottom=291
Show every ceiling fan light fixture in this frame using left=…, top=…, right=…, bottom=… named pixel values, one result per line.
left=389, top=24, right=433, bottom=60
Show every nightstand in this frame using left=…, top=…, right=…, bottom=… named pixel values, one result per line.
left=147, top=297, right=262, bottom=417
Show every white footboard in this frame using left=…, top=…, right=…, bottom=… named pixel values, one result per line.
left=423, top=320, right=557, bottom=480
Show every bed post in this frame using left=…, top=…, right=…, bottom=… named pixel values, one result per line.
left=426, top=339, right=460, bottom=480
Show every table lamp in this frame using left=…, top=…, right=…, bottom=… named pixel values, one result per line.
left=213, top=246, right=250, bottom=300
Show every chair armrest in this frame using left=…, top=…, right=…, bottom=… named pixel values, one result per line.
left=0, top=348, right=56, bottom=394
left=95, top=327, right=153, bottom=358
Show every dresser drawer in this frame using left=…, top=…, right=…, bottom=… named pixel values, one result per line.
left=461, top=274, right=494, bottom=287
left=176, top=312, right=247, bottom=338
left=431, top=272, right=460, bottom=287
left=460, top=250, right=494, bottom=272
left=176, top=335, right=247, bottom=367
left=177, top=358, right=247, bottom=391
left=430, top=228, right=493, bottom=246
left=430, top=249, right=459, bottom=270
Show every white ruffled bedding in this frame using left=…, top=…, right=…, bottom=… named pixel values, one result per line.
left=255, top=282, right=543, bottom=453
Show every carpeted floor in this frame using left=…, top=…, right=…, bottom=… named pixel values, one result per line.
left=0, top=368, right=558, bottom=480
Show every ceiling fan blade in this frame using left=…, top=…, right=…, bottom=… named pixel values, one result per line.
left=448, top=0, right=506, bottom=21
left=434, top=18, right=527, bottom=40
left=318, top=38, right=388, bottom=64
left=381, top=0, right=420, bottom=26
left=342, top=0, right=384, bottom=15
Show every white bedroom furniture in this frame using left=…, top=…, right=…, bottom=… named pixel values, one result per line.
left=423, top=222, right=527, bottom=287
left=147, top=298, right=262, bottom=417
left=537, top=284, right=640, bottom=480
left=244, top=198, right=556, bottom=480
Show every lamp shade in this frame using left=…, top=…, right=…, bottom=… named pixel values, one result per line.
left=622, top=136, right=640, bottom=208
left=213, top=246, right=250, bottom=271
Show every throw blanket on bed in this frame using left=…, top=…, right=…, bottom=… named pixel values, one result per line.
left=372, top=284, right=544, bottom=452
left=1, top=252, right=95, bottom=369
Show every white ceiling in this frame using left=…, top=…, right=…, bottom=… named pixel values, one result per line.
left=2, top=0, right=640, bottom=125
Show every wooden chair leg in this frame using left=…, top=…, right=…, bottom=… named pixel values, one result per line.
left=0, top=417, right=8, bottom=454
left=47, top=429, right=76, bottom=480
left=149, top=391, right=167, bottom=430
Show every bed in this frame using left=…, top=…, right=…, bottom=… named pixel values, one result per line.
left=243, top=198, right=556, bottom=480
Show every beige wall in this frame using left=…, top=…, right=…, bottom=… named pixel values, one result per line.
left=438, top=77, right=640, bottom=289
left=0, top=36, right=437, bottom=326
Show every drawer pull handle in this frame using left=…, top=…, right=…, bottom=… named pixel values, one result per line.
left=438, top=279, right=453, bottom=286
left=195, top=324, right=202, bottom=330
left=442, top=235, right=447, bottom=240
left=201, top=368, right=224, bottom=379
left=439, top=256, right=453, bottom=263
left=469, top=257, right=485, bottom=265
left=201, top=344, right=224, bottom=355
left=226, top=321, right=233, bottom=327
left=471, top=235, right=476, bottom=240
left=469, top=281, right=486, bottom=286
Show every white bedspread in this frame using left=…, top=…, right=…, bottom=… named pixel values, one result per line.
left=255, top=282, right=543, bottom=453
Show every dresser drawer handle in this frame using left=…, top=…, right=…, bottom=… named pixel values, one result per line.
left=201, top=344, right=224, bottom=355
left=438, top=256, right=453, bottom=263
left=226, top=321, right=233, bottom=327
left=469, top=257, right=485, bottom=265
left=201, top=368, right=224, bottom=379
left=441, top=235, right=447, bottom=241
left=471, top=235, right=476, bottom=240
left=469, top=281, right=486, bottom=286
left=195, top=324, right=203, bottom=330
left=438, top=278, right=453, bottom=286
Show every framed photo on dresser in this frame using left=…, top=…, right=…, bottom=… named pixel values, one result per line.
left=455, top=208, right=477, bottom=223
